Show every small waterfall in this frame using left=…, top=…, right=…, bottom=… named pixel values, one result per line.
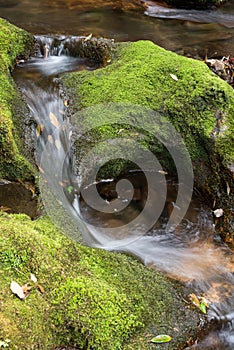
left=144, top=2, right=234, bottom=28
left=13, top=38, right=234, bottom=349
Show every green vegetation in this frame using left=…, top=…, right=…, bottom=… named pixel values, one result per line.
left=0, top=18, right=35, bottom=180
left=61, top=40, right=234, bottom=246
left=61, top=40, right=234, bottom=179
left=0, top=212, right=202, bottom=349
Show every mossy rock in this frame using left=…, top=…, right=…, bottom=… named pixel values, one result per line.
left=60, top=40, right=234, bottom=246
left=0, top=18, right=35, bottom=181
left=0, top=212, right=203, bottom=349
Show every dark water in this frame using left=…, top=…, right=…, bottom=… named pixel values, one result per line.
left=0, top=0, right=234, bottom=56
left=13, top=48, right=234, bottom=349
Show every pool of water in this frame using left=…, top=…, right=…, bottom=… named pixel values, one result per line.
left=1, top=0, right=234, bottom=57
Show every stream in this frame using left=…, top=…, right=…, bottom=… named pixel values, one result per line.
left=1, top=0, right=234, bottom=57
left=12, top=39, right=234, bottom=349
left=2, top=0, right=234, bottom=348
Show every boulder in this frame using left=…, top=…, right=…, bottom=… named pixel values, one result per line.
left=0, top=212, right=203, bottom=349
left=61, top=40, right=234, bottom=247
left=0, top=18, right=35, bottom=181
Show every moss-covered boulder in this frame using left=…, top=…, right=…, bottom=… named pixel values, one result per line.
left=61, top=40, right=234, bottom=246
left=163, top=0, right=224, bottom=9
left=0, top=18, right=35, bottom=181
left=0, top=212, right=203, bottom=349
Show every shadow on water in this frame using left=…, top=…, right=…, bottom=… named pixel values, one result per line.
left=11, top=44, right=234, bottom=348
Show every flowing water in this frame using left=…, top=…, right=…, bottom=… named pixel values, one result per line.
left=3, top=0, right=234, bottom=347
left=1, top=0, right=234, bottom=57
left=12, top=43, right=234, bottom=349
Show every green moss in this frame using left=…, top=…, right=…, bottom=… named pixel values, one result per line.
left=0, top=212, right=202, bottom=349
left=0, top=18, right=35, bottom=180
left=61, top=41, right=234, bottom=194
left=62, top=41, right=233, bottom=163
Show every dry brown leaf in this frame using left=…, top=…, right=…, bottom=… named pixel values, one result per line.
left=36, top=124, right=44, bottom=138
left=37, top=284, right=45, bottom=294
left=189, top=293, right=200, bottom=307
left=0, top=206, right=11, bottom=212
left=49, top=112, right=59, bottom=128
left=38, top=166, right=45, bottom=174
left=64, top=100, right=69, bottom=107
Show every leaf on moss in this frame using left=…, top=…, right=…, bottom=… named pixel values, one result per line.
left=10, top=281, right=25, bottom=300
left=37, top=284, right=45, bottom=294
left=213, top=208, right=224, bottom=217
left=170, top=73, right=178, bottom=81
left=30, top=273, right=37, bottom=283
left=150, top=334, right=172, bottom=343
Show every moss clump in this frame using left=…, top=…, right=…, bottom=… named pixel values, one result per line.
left=0, top=18, right=35, bottom=180
left=0, top=212, right=202, bottom=349
left=61, top=40, right=234, bottom=245
left=61, top=40, right=233, bottom=180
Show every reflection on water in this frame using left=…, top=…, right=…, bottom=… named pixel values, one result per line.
left=1, top=0, right=234, bottom=56
left=13, top=53, right=234, bottom=349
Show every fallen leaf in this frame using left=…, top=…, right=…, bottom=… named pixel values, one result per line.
left=64, top=99, right=69, bottom=107
left=201, top=297, right=210, bottom=307
left=48, top=135, right=53, bottom=144
left=10, top=281, right=25, bottom=300
left=170, top=73, right=178, bottom=81
left=37, top=284, right=45, bottom=294
left=30, top=273, right=37, bottom=283
left=55, top=139, right=61, bottom=150
left=189, top=293, right=200, bottom=308
left=150, top=334, right=172, bottom=343
left=67, top=185, right=73, bottom=194
left=49, top=112, right=59, bottom=128
left=84, top=33, right=92, bottom=41
left=158, top=170, right=168, bottom=175
left=226, top=181, right=230, bottom=196
left=213, top=208, right=224, bottom=217
left=0, top=206, right=11, bottom=212
left=36, top=124, right=44, bottom=138
left=199, top=302, right=207, bottom=314
left=38, top=166, right=45, bottom=174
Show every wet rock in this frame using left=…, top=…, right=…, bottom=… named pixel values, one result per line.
left=0, top=181, right=38, bottom=218
left=0, top=18, right=35, bottom=181
left=61, top=40, right=234, bottom=248
left=0, top=212, right=205, bottom=350
left=35, top=35, right=116, bottom=64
